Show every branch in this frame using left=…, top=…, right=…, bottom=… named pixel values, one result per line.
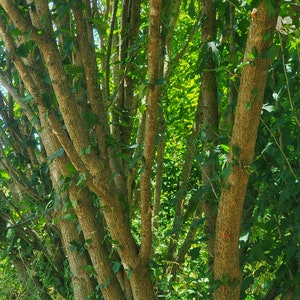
left=152, top=111, right=166, bottom=241
left=105, top=0, right=119, bottom=99
left=72, top=3, right=111, bottom=165
left=260, top=117, right=298, bottom=181
left=2, top=2, right=100, bottom=173
left=0, top=71, right=40, bottom=130
left=46, top=109, right=113, bottom=201
left=0, top=1, right=38, bottom=37
left=0, top=155, right=41, bottom=202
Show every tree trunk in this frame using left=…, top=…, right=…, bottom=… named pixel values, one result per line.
left=39, top=117, right=98, bottom=299
left=199, top=0, right=219, bottom=267
left=48, top=159, right=97, bottom=300
left=58, top=217, right=97, bottom=300
left=213, top=3, right=281, bottom=299
left=69, top=185, right=127, bottom=300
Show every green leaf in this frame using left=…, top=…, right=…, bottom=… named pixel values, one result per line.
left=82, top=265, right=95, bottom=274
left=0, top=170, right=9, bottom=180
left=262, top=44, right=278, bottom=59
left=112, top=261, right=121, bottom=274
left=6, top=229, right=15, bottom=241
left=263, top=32, right=271, bottom=42
left=154, top=78, right=166, bottom=85
left=81, top=111, right=99, bottom=127
left=48, top=148, right=64, bottom=163
left=221, top=274, right=230, bottom=284
left=251, top=46, right=258, bottom=59
left=220, top=144, right=229, bottom=153
left=76, top=172, right=86, bottom=186
left=15, top=43, right=31, bottom=58
left=127, top=269, right=133, bottom=279
left=66, top=163, right=76, bottom=176
left=220, top=164, right=232, bottom=182
left=71, top=200, right=78, bottom=209
left=138, top=84, right=148, bottom=100
left=263, top=0, right=277, bottom=17
left=20, top=94, right=33, bottom=103
left=228, top=278, right=240, bottom=289
left=80, top=145, right=91, bottom=157
left=62, top=213, right=77, bottom=222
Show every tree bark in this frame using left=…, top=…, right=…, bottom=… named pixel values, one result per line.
left=213, top=3, right=281, bottom=299
left=69, top=185, right=127, bottom=300
left=199, top=0, right=219, bottom=267
left=44, top=134, right=98, bottom=300
left=132, top=1, right=163, bottom=298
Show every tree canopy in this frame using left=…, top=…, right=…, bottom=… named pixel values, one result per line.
left=0, top=0, right=299, bottom=299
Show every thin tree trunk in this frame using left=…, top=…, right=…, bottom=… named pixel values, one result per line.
left=199, top=0, right=219, bottom=267
left=133, top=0, right=163, bottom=298
left=227, top=3, right=236, bottom=127
left=69, top=185, right=127, bottom=300
left=46, top=147, right=98, bottom=300
left=213, top=3, right=281, bottom=299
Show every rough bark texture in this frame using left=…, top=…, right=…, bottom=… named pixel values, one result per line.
left=0, top=1, right=157, bottom=298
left=133, top=0, right=163, bottom=298
left=69, top=186, right=126, bottom=300
left=213, top=3, right=281, bottom=299
left=41, top=125, right=98, bottom=300
left=199, top=0, right=219, bottom=266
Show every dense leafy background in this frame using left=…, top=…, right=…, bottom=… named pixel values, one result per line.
left=0, top=0, right=299, bottom=299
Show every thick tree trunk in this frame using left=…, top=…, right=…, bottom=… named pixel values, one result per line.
left=213, top=3, right=281, bottom=299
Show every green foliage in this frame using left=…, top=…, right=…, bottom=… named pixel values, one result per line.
left=0, top=0, right=298, bottom=299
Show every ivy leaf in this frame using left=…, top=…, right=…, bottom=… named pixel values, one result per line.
left=154, top=78, right=166, bottom=85
left=262, top=44, right=278, bottom=59
left=20, top=94, right=33, bottom=103
left=15, top=43, right=31, bottom=58
left=76, top=172, right=86, bottom=186
left=48, top=148, right=64, bottom=163
left=62, top=213, right=77, bottom=222
left=112, top=261, right=122, bottom=274
left=80, top=145, right=91, bottom=157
